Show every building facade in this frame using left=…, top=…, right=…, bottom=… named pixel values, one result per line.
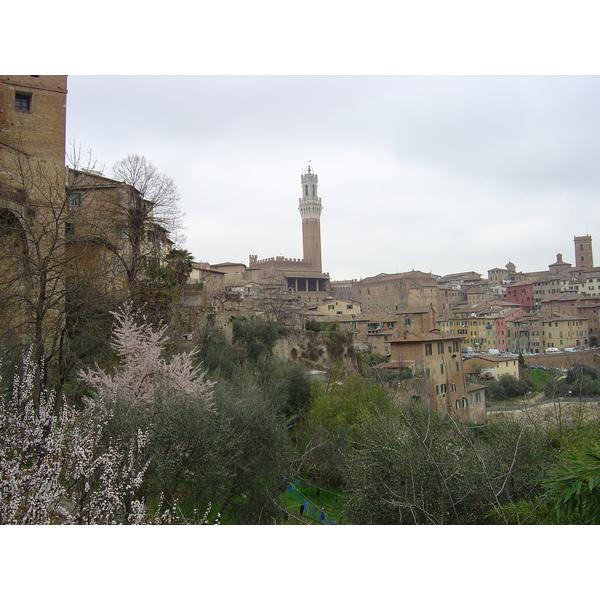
left=388, top=331, right=485, bottom=423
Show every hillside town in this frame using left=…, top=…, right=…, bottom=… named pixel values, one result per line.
left=2, top=76, right=600, bottom=421
left=2, top=75, right=600, bottom=526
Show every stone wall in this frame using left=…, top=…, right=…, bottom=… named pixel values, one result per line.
left=523, top=348, right=600, bottom=369
left=274, top=330, right=358, bottom=376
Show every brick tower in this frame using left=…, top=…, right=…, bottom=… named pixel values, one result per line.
left=0, top=75, right=68, bottom=358
left=574, top=235, right=593, bottom=269
left=298, top=164, right=323, bottom=273
left=0, top=75, right=67, bottom=169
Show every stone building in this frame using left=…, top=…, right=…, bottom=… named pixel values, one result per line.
left=249, top=165, right=330, bottom=303
left=351, top=270, right=441, bottom=315
left=65, top=167, right=174, bottom=297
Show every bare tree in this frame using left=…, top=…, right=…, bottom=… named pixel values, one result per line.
left=0, top=149, right=73, bottom=376
left=62, top=154, right=182, bottom=302
left=255, top=291, right=300, bottom=328
left=207, top=288, right=243, bottom=311
left=107, top=155, right=184, bottom=297
left=0, top=145, right=120, bottom=390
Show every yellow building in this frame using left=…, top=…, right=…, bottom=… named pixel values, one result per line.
left=439, top=317, right=480, bottom=350
left=542, top=315, right=588, bottom=350
left=314, top=299, right=361, bottom=316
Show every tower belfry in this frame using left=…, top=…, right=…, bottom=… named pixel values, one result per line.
left=298, top=164, right=323, bottom=272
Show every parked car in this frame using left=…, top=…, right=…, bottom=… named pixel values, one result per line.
left=545, top=347, right=560, bottom=353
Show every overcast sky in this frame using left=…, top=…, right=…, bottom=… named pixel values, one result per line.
left=64, top=75, right=600, bottom=281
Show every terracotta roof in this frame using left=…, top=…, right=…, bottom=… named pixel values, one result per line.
left=464, top=355, right=518, bottom=364
left=466, top=382, right=487, bottom=392
left=373, top=360, right=415, bottom=370
left=389, top=330, right=462, bottom=343
left=540, top=293, right=583, bottom=303
left=358, top=270, right=437, bottom=284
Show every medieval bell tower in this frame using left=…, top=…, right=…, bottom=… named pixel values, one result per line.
left=574, top=235, right=593, bottom=269
left=298, top=164, right=323, bottom=272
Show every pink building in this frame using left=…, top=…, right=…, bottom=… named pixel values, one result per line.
left=495, top=306, right=527, bottom=351
left=505, top=282, right=534, bottom=310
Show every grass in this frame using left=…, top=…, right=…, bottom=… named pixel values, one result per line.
left=525, top=368, right=554, bottom=390
left=278, top=478, right=344, bottom=524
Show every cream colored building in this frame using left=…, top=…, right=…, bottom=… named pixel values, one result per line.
left=463, top=355, right=520, bottom=380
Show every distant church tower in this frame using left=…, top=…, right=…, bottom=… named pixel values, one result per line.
left=298, top=164, right=323, bottom=272
left=574, top=235, right=593, bottom=269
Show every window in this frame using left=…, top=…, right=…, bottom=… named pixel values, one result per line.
left=14, top=92, right=32, bottom=111
left=346, top=304, right=353, bottom=310
left=404, top=318, right=411, bottom=326
left=451, top=383, right=457, bottom=392
left=65, top=222, right=74, bottom=236
left=67, top=192, right=82, bottom=207
left=425, top=343, right=432, bottom=356
left=328, top=305, right=334, bottom=310
left=440, top=363, right=444, bottom=374
left=437, top=342, right=444, bottom=354
left=456, top=361, right=460, bottom=372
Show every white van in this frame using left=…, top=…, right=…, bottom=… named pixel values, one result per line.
left=545, top=347, right=560, bottom=353
left=564, top=347, right=577, bottom=352
left=487, top=349, right=500, bottom=355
